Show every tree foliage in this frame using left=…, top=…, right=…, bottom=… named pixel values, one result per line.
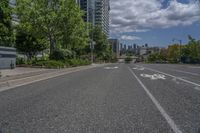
left=148, top=36, right=200, bottom=64
left=147, top=48, right=167, bottom=63
left=167, top=44, right=180, bottom=63
left=0, top=0, right=14, bottom=47
left=182, top=35, right=200, bottom=63
left=15, top=30, right=48, bottom=60
left=92, top=26, right=109, bottom=59
left=16, top=0, right=88, bottom=55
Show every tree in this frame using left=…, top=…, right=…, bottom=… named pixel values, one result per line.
left=167, top=44, right=180, bottom=63
left=0, top=0, right=14, bottom=47
left=16, top=0, right=88, bottom=56
left=186, top=35, right=200, bottom=63
left=92, top=26, right=109, bottom=59
left=15, top=30, right=48, bottom=60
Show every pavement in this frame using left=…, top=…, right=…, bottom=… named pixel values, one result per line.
left=0, top=67, right=53, bottom=78
left=0, top=63, right=200, bottom=133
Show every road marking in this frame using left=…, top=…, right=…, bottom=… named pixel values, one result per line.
left=140, top=74, right=166, bottom=80
left=128, top=67, right=182, bottom=133
left=104, top=66, right=118, bottom=70
left=172, top=70, right=200, bottom=76
left=133, top=67, right=144, bottom=70
left=135, top=65, right=200, bottom=89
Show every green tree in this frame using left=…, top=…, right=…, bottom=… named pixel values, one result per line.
left=92, top=26, right=109, bottom=59
left=15, top=30, right=48, bottom=60
left=187, top=35, right=200, bottom=63
left=0, top=0, right=14, bottom=47
left=16, top=0, right=88, bottom=56
left=167, top=44, right=180, bottom=63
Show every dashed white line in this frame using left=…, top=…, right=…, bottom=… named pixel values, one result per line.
left=128, top=67, right=182, bottom=133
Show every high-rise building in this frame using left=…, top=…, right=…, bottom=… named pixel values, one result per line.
left=80, top=0, right=110, bottom=36
left=80, top=0, right=95, bottom=26
left=95, top=0, right=110, bottom=36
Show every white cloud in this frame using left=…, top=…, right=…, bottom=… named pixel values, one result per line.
left=110, top=0, right=200, bottom=34
left=120, top=35, right=141, bottom=41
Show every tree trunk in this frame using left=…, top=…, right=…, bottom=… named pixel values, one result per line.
left=49, top=35, right=56, bottom=56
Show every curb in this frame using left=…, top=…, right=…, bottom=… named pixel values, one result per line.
left=0, top=64, right=108, bottom=92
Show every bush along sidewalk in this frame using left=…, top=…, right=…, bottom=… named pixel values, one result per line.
left=16, top=57, right=92, bottom=69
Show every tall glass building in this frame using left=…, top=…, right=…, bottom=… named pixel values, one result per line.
left=80, top=0, right=110, bottom=36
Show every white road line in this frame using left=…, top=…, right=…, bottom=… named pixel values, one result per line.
left=173, top=70, right=200, bottom=76
left=128, top=67, right=182, bottom=133
left=135, top=65, right=200, bottom=89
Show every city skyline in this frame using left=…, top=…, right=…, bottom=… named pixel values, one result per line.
left=110, top=0, right=200, bottom=46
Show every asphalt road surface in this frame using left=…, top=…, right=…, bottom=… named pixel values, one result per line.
left=0, top=63, right=200, bottom=133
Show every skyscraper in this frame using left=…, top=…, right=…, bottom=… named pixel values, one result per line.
left=95, top=0, right=110, bottom=36
left=80, top=0, right=110, bottom=36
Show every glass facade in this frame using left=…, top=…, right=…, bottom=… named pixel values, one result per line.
left=80, top=0, right=110, bottom=36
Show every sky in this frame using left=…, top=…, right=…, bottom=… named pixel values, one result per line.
left=109, top=0, right=200, bottom=47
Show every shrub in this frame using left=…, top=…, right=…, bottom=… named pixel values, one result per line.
left=50, top=49, right=73, bottom=61
left=16, top=57, right=26, bottom=65
left=66, top=59, right=91, bottom=67
left=125, top=56, right=133, bottom=63
left=34, top=60, right=66, bottom=68
left=111, top=58, right=118, bottom=63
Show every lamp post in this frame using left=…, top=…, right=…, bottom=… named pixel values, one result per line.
left=172, top=38, right=182, bottom=63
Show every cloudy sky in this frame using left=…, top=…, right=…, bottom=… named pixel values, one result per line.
left=110, top=0, right=200, bottom=47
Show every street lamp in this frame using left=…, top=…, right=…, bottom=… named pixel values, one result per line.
left=172, top=38, right=182, bottom=63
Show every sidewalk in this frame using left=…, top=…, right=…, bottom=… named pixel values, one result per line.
left=0, top=67, right=55, bottom=82
left=0, top=64, right=108, bottom=92
left=0, top=67, right=53, bottom=77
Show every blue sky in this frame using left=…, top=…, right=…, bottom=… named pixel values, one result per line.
left=110, top=0, right=200, bottom=47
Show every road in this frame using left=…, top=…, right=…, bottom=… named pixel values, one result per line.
left=0, top=63, right=200, bottom=133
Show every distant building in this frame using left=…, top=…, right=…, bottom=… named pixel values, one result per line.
left=139, top=47, right=148, bottom=56
left=124, top=44, right=127, bottom=50
left=109, top=39, right=120, bottom=58
left=133, top=44, right=136, bottom=49
left=148, top=47, right=160, bottom=54
left=120, top=43, right=123, bottom=51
